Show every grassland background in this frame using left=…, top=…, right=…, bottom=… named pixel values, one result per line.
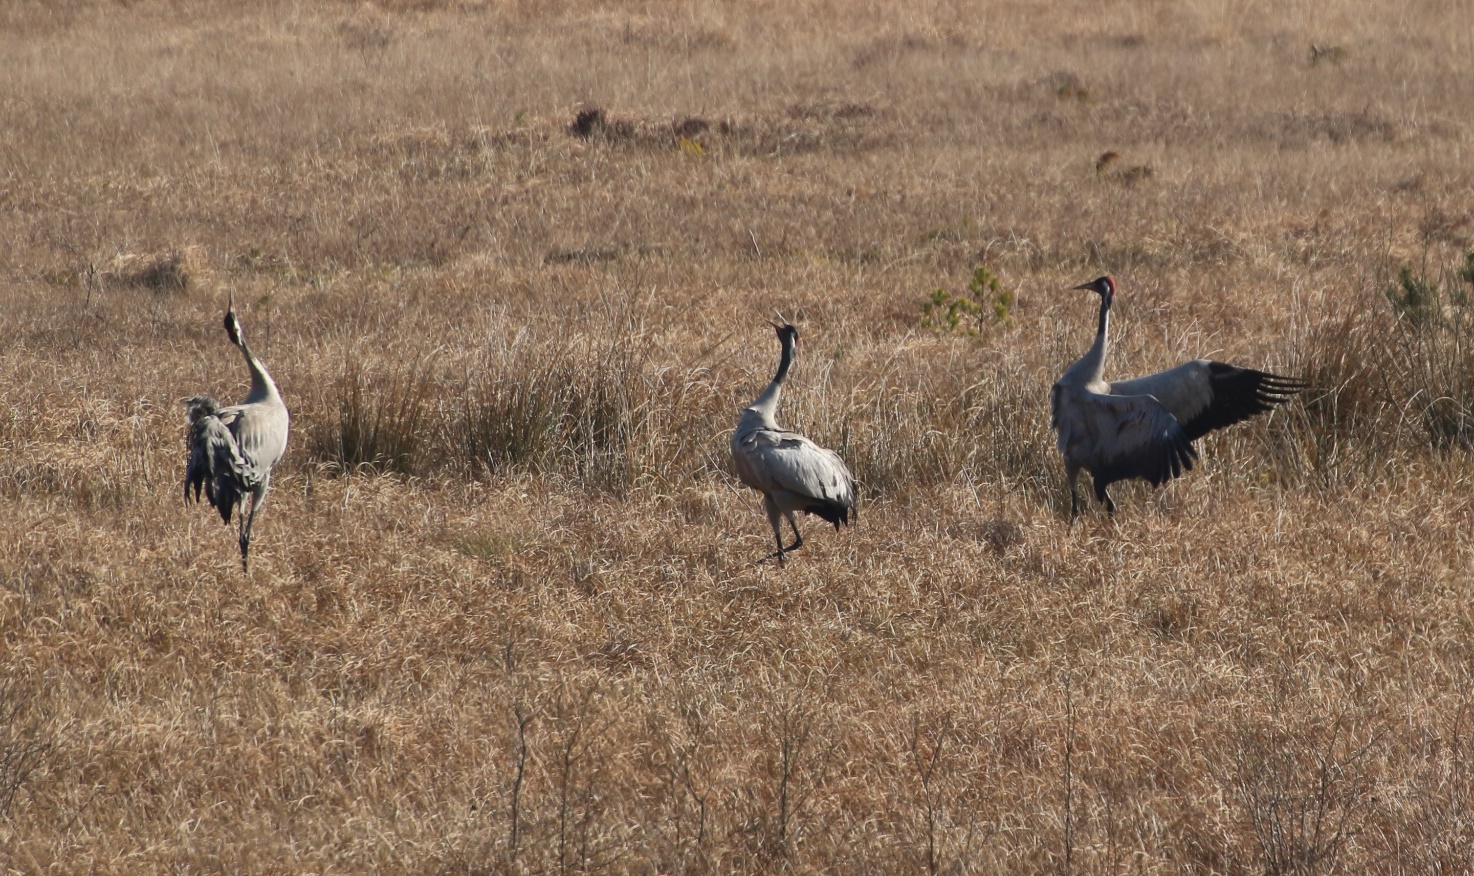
left=4, top=0, right=1474, bottom=872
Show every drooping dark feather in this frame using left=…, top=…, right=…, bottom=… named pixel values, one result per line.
left=184, top=395, right=254, bottom=525
left=1091, top=423, right=1198, bottom=493
left=803, top=497, right=853, bottom=529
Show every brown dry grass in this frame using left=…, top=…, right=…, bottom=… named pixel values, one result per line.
left=4, top=0, right=1474, bottom=872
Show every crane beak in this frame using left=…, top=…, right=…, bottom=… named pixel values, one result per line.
left=1072, top=276, right=1114, bottom=295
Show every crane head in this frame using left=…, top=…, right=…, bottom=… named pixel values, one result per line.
left=767, top=310, right=798, bottom=345
left=224, top=290, right=244, bottom=347
left=1072, top=276, right=1115, bottom=298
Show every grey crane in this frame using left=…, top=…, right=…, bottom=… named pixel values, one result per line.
left=1052, top=276, right=1305, bottom=520
left=731, top=314, right=857, bottom=564
left=185, top=293, right=290, bottom=571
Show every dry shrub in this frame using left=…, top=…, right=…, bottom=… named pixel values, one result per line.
left=568, top=107, right=637, bottom=143
left=544, top=246, right=622, bottom=266
left=882, top=710, right=993, bottom=875
left=0, top=675, right=56, bottom=820
left=1379, top=279, right=1474, bottom=451
left=837, top=358, right=1054, bottom=500
left=1284, top=261, right=1474, bottom=487
left=1281, top=308, right=1400, bottom=487
left=1229, top=715, right=1381, bottom=876
left=627, top=677, right=718, bottom=873
left=308, top=329, right=726, bottom=493
left=726, top=686, right=840, bottom=866
left=1385, top=701, right=1474, bottom=874
left=437, top=664, right=645, bottom=876
left=566, top=105, right=888, bottom=159
left=1269, top=110, right=1399, bottom=148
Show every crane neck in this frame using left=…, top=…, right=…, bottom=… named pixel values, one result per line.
left=237, top=338, right=282, bottom=405
left=739, top=329, right=795, bottom=430
left=1061, top=291, right=1112, bottom=387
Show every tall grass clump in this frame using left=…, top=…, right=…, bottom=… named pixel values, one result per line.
left=823, top=345, right=1054, bottom=501
left=1282, top=308, right=1400, bottom=487
left=1381, top=258, right=1474, bottom=450
left=455, top=336, right=659, bottom=494
left=1285, top=255, right=1474, bottom=485
left=310, top=357, right=435, bottom=475
left=307, top=331, right=731, bottom=492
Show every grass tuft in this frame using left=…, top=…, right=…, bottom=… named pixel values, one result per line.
left=105, top=249, right=192, bottom=294
left=310, top=357, right=434, bottom=475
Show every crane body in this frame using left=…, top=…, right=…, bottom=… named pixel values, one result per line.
left=1052, top=276, right=1304, bottom=519
left=731, top=317, right=857, bottom=563
left=185, top=295, right=289, bottom=571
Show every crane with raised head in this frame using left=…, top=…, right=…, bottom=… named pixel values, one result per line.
left=185, top=292, right=290, bottom=571
left=731, top=314, right=857, bottom=564
left=1052, top=275, right=1305, bottom=520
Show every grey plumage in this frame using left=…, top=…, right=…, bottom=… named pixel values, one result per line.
left=731, top=315, right=857, bottom=564
left=184, top=294, right=290, bottom=570
left=1052, top=276, right=1305, bottom=520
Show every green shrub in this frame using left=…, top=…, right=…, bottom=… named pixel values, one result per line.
left=921, top=266, right=1013, bottom=336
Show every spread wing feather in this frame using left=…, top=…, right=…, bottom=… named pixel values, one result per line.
left=1111, top=360, right=1306, bottom=442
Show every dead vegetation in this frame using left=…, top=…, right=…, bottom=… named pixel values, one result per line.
left=3, top=0, right=1474, bottom=872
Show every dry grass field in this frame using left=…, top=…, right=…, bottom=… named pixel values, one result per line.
left=5, top=0, right=1474, bottom=872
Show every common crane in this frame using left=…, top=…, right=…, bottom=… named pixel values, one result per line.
left=731, top=314, right=857, bottom=564
left=1052, top=276, right=1304, bottom=520
left=185, top=293, right=290, bottom=571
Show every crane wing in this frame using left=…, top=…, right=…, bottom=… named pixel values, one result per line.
left=1053, top=386, right=1197, bottom=487
left=184, top=397, right=256, bottom=524
left=1110, top=360, right=1306, bottom=441
left=733, top=429, right=857, bottom=523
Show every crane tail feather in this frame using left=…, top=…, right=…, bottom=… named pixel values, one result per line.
left=804, top=497, right=854, bottom=530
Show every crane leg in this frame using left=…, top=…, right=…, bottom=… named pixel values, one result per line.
left=238, top=496, right=254, bottom=572
left=1094, top=478, right=1116, bottom=516
left=781, top=511, right=805, bottom=554
left=239, top=479, right=271, bottom=573
left=760, top=496, right=804, bottom=565
left=1066, top=464, right=1081, bottom=524
left=762, top=495, right=787, bottom=564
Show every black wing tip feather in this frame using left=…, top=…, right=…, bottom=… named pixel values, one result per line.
left=1145, top=432, right=1198, bottom=487
left=1256, top=375, right=1310, bottom=403
left=1184, top=365, right=1308, bottom=440
left=805, top=498, right=854, bottom=529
